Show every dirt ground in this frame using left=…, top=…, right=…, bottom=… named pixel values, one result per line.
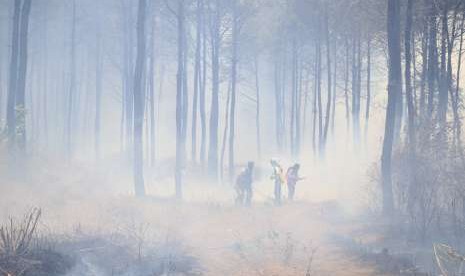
left=0, top=159, right=386, bottom=275
left=52, top=199, right=379, bottom=276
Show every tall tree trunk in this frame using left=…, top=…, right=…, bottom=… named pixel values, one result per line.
left=120, top=74, right=126, bottom=152
left=382, top=0, right=402, bottom=215
left=148, top=6, right=156, bottom=166
left=365, top=37, right=371, bottom=142
left=446, top=5, right=459, bottom=149
left=453, top=12, right=464, bottom=151
left=427, top=3, right=438, bottom=120
left=0, top=26, right=3, bottom=126
left=331, top=40, right=337, bottom=136
left=438, top=1, right=449, bottom=127
left=290, top=38, right=297, bottom=157
left=220, top=81, right=231, bottom=182
left=405, top=0, right=416, bottom=210
left=181, top=7, right=189, bottom=173
left=228, top=0, right=238, bottom=181
left=312, top=45, right=318, bottom=156
left=191, top=0, right=202, bottom=163
left=6, top=0, right=21, bottom=151
left=344, top=38, right=350, bottom=133
left=66, top=0, right=77, bottom=159
left=0, top=40, right=2, bottom=127
left=419, top=22, right=428, bottom=120
left=322, top=6, right=332, bottom=157
left=302, top=70, right=310, bottom=144
left=94, top=20, right=103, bottom=160
left=199, top=0, right=207, bottom=167
left=316, top=34, right=323, bottom=156
left=254, top=55, right=261, bottom=159
left=123, top=2, right=135, bottom=152
left=412, top=30, right=418, bottom=108
left=274, top=51, right=284, bottom=152
left=296, top=56, right=302, bottom=156
left=208, top=0, right=220, bottom=179
left=41, top=6, right=49, bottom=147
left=133, top=0, right=147, bottom=197
left=176, top=0, right=187, bottom=197
left=352, top=37, right=361, bottom=146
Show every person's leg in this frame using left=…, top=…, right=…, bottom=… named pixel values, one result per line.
left=288, top=184, right=295, bottom=200
left=274, top=181, right=281, bottom=205
left=246, top=187, right=252, bottom=206
left=235, top=187, right=243, bottom=205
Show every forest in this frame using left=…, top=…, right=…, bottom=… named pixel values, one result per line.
left=1, top=0, right=465, bottom=275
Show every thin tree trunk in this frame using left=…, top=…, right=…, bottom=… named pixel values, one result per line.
left=208, top=0, right=220, bottom=179
left=254, top=55, right=261, bottom=159
left=175, top=0, right=187, bottom=197
left=274, top=51, right=284, bottom=152
left=133, top=0, right=147, bottom=197
left=446, top=6, right=458, bottom=148
left=199, top=0, right=207, bottom=167
left=317, top=35, right=323, bottom=156
left=322, top=6, right=332, bottom=157
left=66, top=0, right=77, bottom=159
left=352, top=37, right=361, bottom=146
left=0, top=45, right=2, bottom=128
left=331, top=40, right=337, bottom=136
left=191, top=0, right=202, bottom=163
left=438, top=1, right=449, bottom=127
left=296, top=56, right=303, bottom=156
left=405, top=0, right=416, bottom=210
left=6, top=0, right=21, bottom=151
left=365, top=37, right=371, bottom=142
left=181, top=8, right=189, bottom=171
left=412, top=31, right=417, bottom=108
left=199, top=0, right=207, bottom=168
left=290, top=38, right=297, bottom=157
left=312, top=45, right=318, bottom=156
left=453, top=11, right=464, bottom=153
left=302, top=70, right=310, bottom=143
left=344, top=38, right=350, bottom=134
left=427, top=3, right=438, bottom=120
left=148, top=7, right=156, bottom=166
left=419, top=22, right=428, bottom=120
left=41, top=7, right=49, bottom=147
left=228, top=0, right=238, bottom=181
left=220, top=81, right=231, bottom=182
left=124, top=2, right=135, bottom=152
left=382, top=0, right=402, bottom=215
left=95, top=21, right=103, bottom=160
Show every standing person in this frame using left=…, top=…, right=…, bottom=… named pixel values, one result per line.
left=270, top=159, right=284, bottom=205
left=235, top=162, right=254, bottom=206
left=286, top=163, right=304, bottom=200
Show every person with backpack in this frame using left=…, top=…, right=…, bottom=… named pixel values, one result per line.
left=286, top=163, right=304, bottom=200
left=235, top=161, right=254, bottom=206
left=270, top=159, right=285, bottom=205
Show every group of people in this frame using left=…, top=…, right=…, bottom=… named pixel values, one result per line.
left=234, top=159, right=304, bottom=206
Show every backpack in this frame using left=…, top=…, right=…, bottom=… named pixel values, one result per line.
left=236, top=169, right=248, bottom=189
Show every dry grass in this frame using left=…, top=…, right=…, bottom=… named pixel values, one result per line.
left=0, top=157, right=382, bottom=275
left=0, top=208, right=41, bottom=276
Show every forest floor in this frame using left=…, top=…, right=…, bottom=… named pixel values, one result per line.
left=0, top=157, right=425, bottom=275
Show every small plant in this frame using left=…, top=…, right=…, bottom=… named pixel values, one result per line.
left=233, top=228, right=317, bottom=275
left=0, top=208, right=41, bottom=276
left=304, top=243, right=317, bottom=276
